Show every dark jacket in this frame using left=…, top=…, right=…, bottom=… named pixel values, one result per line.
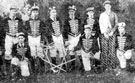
left=45, top=17, right=63, bottom=44
left=25, top=19, right=47, bottom=43
left=1, top=17, right=24, bottom=35
left=75, top=34, right=99, bottom=54
left=63, top=17, right=82, bottom=40
left=12, top=42, right=31, bottom=61
left=83, top=18, right=101, bottom=38
left=116, top=33, right=134, bottom=51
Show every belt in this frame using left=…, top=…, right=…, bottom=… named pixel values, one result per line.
left=118, top=48, right=125, bottom=53
left=28, top=33, right=40, bottom=37
left=6, top=33, right=16, bottom=37
left=68, top=32, right=80, bottom=37
left=52, top=33, right=61, bottom=37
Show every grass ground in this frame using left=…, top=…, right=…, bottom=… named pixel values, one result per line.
left=1, top=69, right=135, bottom=83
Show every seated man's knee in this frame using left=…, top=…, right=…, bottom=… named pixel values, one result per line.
left=124, top=50, right=133, bottom=60
left=11, top=58, right=19, bottom=66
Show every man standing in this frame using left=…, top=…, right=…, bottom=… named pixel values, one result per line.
left=3, top=5, right=24, bottom=60
left=99, top=0, right=118, bottom=70
left=63, top=5, right=82, bottom=71
left=25, top=4, right=46, bottom=78
left=63, top=5, right=82, bottom=40
left=2, top=5, right=24, bottom=76
left=84, top=7, right=100, bottom=39
left=45, top=6, right=65, bottom=72
left=116, top=22, right=134, bottom=75
left=11, top=32, right=31, bottom=81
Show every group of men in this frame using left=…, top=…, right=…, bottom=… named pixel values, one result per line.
left=0, top=0, right=134, bottom=81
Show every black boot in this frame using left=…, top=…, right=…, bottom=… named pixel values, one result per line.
left=3, top=59, right=11, bottom=80
left=75, top=55, right=81, bottom=72
left=10, top=65, right=19, bottom=81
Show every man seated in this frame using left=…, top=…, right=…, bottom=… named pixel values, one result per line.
left=11, top=32, right=31, bottom=81
left=116, top=22, right=134, bottom=75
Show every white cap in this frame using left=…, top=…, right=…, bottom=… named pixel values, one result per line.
left=84, top=25, right=92, bottom=30
left=30, top=3, right=39, bottom=11
left=16, top=32, right=25, bottom=37
left=49, top=6, right=56, bottom=11
left=68, top=5, right=76, bottom=11
left=118, top=22, right=126, bottom=28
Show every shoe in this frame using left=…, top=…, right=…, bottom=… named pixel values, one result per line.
left=85, top=71, right=90, bottom=74
left=18, top=78, right=22, bottom=81
left=116, top=70, right=121, bottom=76
left=11, top=78, right=16, bottom=81
left=84, top=70, right=95, bottom=77
left=11, top=72, right=17, bottom=81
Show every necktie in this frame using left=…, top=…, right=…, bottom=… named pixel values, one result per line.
left=21, top=43, right=23, bottom=48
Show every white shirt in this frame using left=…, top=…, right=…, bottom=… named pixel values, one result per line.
left=99, top=12, right=112, bottom=34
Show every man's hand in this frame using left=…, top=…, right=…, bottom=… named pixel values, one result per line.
left=71, top=47, right=75, bottom=51
left=104, top=33, right=109, bottom=39
left=24, top=57, right=28, bottom=61
left=109, top=31, right=114, bottom=36
left=65, top=41, right=70, bottom=46
left=40, top=42, right=44, bottom=48
left=32, top=55, right=37, bottom=59
left=118, top=49, right=125, bottom=56
left=5, top=55, right=12, bottom=60
left=90, top=52, right=94, bottom=59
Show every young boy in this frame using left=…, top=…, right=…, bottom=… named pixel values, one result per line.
left=11, top=32, right=31, bottom=81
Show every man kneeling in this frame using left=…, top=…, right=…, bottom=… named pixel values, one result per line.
left=116, top=22, right=134, bottom=75
left=74, top=25, right=99, bottom=73
left=11, top=33, right=31, bottom=81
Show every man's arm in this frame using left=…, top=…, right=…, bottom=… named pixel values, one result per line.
left=91, top=38, right=99, bottom=54
left=125, top=34, right=134, bottom=51
left=99, top=13, right=107, bottom=34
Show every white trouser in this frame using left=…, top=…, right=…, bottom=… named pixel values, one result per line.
left=11, top=57, right=30, bottom=77
left=5, top=35, right=18, bottom=60
left=117, top=49, right=133, bottom=68
left=68, top=34, right=81, bottom=55
left=28, top=35, right=44, bottom=58
left=50, top=34, right=65, bottom=58
left=81, top=49, right=91, bottom=71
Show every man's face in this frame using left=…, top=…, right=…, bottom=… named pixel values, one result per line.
left=69, top=10, right=75, bottom=18
left=87, top=11, right=94, bottom=18
left=104, top=4, right=111, bottom=11
left=118, top=27, right=125, bottom=35
left=10, top=9, right=17, bottom=18
left=84, top=29, right=92, bottom=38
left=31, top=10, right=39, bottom=19
left=50, top=10, right=57, bottom=18
left=18, top=36, right=25, bottom=43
